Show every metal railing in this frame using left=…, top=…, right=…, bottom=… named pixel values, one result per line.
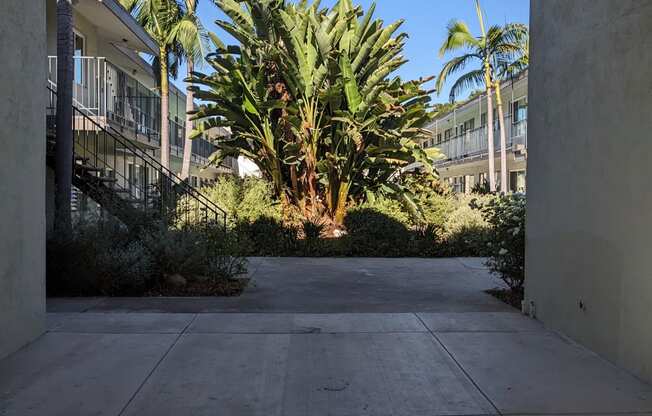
left=48, top=56, right=223, bottom=170
left=48, top=56, right=106, bottom=116
left=47, top=86, right=227, bottom=229
left=433, top=116, right=527, bottom=164
left=109, top=95, right=161, bottom=144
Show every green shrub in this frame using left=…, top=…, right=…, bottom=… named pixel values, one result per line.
left=479, top=194, right=526, bottom=293
left=435, top=194, right=491, bottom=256
left=47, top=219, right=247, bottom=296
left=233, top=217, right=299, bottom=256
left=470, top=180, right=492, bottom=195
left=343, top=208, right=413, bottom=256
left=47, top=221, right=156, bottom=296
left=175, top=173, right=496, bottom=258
left=355, top=197, right=413, bottom=227
left=418, top=192, right=456, bottom=228
left=95, top=241, right=154, bottom=295
left=302, top=218, right=327, bottom=240
left=441, top=194, right=491, bottom=237
left=202, top=176, right=281, bottom=227
left=139, top=225, right=211, bottom=278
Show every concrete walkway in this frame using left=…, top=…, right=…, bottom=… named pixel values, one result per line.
left=2, top=258, right=652, bottom=415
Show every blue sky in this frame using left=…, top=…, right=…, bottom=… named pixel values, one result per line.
left=173, top=0, right=529, bottom=104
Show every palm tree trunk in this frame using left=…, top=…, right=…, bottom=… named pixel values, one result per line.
left=180, top=58, right=194, bottom=180
left=55, top=0, right=74, bottom=236
left=159, top=46, right=170, bottom=170
left=484, top=73, right=496, bottom=192
left=494, top=81, right=508, bottom=193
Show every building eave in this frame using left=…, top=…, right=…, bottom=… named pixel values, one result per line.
left=102, top=0, right=159, bottom=55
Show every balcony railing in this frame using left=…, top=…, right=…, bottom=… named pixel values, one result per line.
left=432, top=116, right=527, bottom=164
left=47, top=55, right=223, bottom=170
left=48, top=56, right=107, bottom=116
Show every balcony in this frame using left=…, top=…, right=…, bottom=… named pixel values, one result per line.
left=47, top=56, right=222, bottom=170
left=432, top=115, right=527, bottom=166
left=48, top=55, right=161, bottom=144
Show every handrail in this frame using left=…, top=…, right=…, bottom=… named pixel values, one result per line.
left=47, top=85, right=227, bottom=228
left=103, top=123, right=227, bottom=222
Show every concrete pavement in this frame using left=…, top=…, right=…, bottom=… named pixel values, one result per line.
left=2, top=258, right=651, bottom=415
left=47, top=257, right=512, bottom=313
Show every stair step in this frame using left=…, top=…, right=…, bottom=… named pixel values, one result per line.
left=83, top=176, right=117, bottom=183
left=75, top=164, right=102, bottom=172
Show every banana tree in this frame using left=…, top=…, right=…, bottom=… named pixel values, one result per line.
left=189, top=0, right=436, bottom=224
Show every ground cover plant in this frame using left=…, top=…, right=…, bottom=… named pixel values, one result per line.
left=46, top=218, right=248, bottom=297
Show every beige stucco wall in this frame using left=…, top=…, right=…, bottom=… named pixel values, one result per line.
left=0, top=0, right=46, bottom=358
left=526, top=0, right=652, bottom=382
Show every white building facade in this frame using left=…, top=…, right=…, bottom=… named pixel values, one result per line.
left=422, top=70, right=528, bottom=193
left=45, top=0, right=236, bottom=187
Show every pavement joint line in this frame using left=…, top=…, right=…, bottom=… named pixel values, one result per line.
left=431, top=329, right=548, bottom=334
left=414, top=312, right=503, bottom=416
left=45, top=329, right=431, bottom=335
left=116, top=313, right=199, bottom=416
left=500, top=413, right=652, bottom=415
left=185, top=330, right=430, bottom=334
left=46, top=330, right=192, bottom=335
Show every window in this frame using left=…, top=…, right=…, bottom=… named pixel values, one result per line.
left=73, top=30, right=85, bottom=85
left=462, top=118, right=475, bottom=133
left=128, top=163, right=146, bottom=199
left=436, top=133, right=442, bottom=144
left=512, top=99, right=528, bottom=123
left=458, top=176, right=466, bottom=193
left=444, top=129, right=452, bottom=140
left=452, top=176, right=465, bottom=193
left=464, top=175, right=475, bottom=194
left=481, top=112, right=487, bottom=126
left=509, top=170, right=526, bottom=193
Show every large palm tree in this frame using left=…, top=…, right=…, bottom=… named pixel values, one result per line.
left=54, top=0, right=74, bottom=236
left=172, top=0, right=208, bottom=181
left=120, top=0, right=183, bottom=169
left=435, top=0, right=526, bottom=193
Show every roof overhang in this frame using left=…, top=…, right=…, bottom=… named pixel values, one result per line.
left=75, top=0, right=158, bottom=55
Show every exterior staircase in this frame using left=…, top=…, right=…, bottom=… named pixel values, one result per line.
left=46, top=86, right=226, bottom=230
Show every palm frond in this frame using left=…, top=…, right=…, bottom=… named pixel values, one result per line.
left=439, top=20, right=478, bottom=57
left=435, top=53, right=480, bottom=94
left=448, top=69, right=485, bottom=101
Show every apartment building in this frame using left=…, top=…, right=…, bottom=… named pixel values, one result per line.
left=45, top=0, right=236, bottom=190
left=422, top=70, right=528, bottom=193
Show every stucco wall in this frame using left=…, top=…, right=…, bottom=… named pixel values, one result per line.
left=0, top=0, right=46, bottom=358
left=526, top=0, right=652, bottom=382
